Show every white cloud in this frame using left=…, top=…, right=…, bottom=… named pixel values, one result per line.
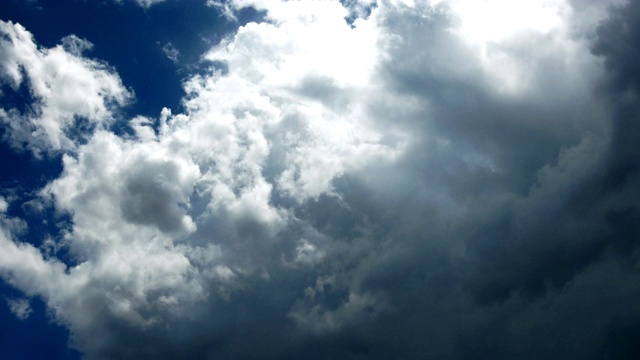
left=111, top=0, right=167, bottom=7
left=5, top=297, right=32, bottom=320
left=201, top=1, right=401, bottom=201
left=135, top=0, right=166, bottom=7
left=444, top=0, right=568, bottom=44
left=207, top=0, right=239, bottom=21
left=0, top=3, right=402, bottom=349
left=0, top=21, right=131, bottom=156
left=161, top=42, right=180, bottom=64
left=60, top=34, right=94, bottom=56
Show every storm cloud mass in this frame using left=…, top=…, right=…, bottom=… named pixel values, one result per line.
left=1, top=0, right=640, bottom=358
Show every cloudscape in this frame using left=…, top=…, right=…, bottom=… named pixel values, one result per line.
left=1, top=0, right=640, bottom=358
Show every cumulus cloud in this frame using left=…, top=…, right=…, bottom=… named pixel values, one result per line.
left=0, top=21, right=131, bottom=156
left=1, top=0, right=640, bottom=359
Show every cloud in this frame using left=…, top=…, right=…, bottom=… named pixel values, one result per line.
left=134, top=0, right=166, bottom=7
left=206, top=0, right=239, bottom=21
left=110, top=0, right=167, bottom=8
left=0, top=197, right=7, bottom=213
left=0, top=21, right=131, bottom=157
left=5, top=297, right=32, bottom=320
left=1, top=0, right=640, bottom=359
left=160, top=42, right=179, bottom=64
left=60, top=34, right=94, bottom=56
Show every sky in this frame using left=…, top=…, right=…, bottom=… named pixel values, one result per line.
left=0, top=0, right=639, bottom=359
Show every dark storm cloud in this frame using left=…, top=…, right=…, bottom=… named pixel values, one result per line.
left=330, top=2, right=640, bottom=358
left=592, top=0, right=640, bottom=189
left=457, top=0, right=640, bottom=304
left=202, top=1, right=640, bottom=359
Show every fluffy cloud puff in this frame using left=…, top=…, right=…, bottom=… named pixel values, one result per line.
left=0, top=21, right=131, bottom=156
left=1, top=0, right=640, bottom=359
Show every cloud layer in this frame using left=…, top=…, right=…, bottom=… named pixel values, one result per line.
left=1, top=0, right=640, bottom=358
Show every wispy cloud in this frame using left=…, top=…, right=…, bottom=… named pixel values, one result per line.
left=6, top=297, right=32, bottom=320
left=160, top=42, right=180, bottom=64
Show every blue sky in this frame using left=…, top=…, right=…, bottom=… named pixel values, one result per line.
left=1, top=0, right=640, bottom=359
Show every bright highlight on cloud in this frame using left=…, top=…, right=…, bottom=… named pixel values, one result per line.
left=446, top=0, right=567, bottom=43
left=1, top=0, right=640, bottom=358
